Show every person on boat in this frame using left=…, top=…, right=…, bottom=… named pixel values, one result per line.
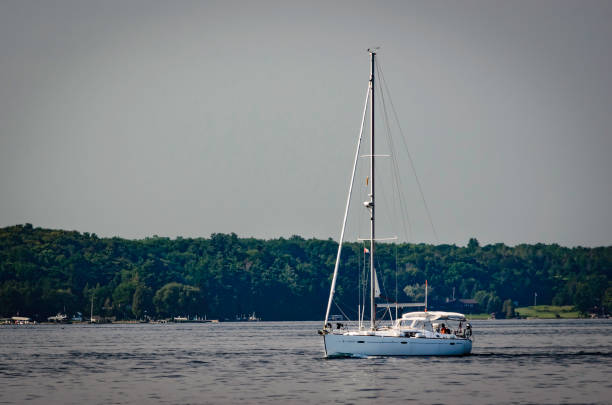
left=440, top=323, right=448, bottom=334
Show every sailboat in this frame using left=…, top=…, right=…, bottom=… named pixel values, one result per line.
left=320, top=49, right=473, bottom=357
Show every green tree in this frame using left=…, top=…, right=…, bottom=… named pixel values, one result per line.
left=403, top=283, right=430, bottom=302
left=112, top=280, right=137, bottom=319
left=501, top=299, right=515, bottom=319
left=0, top=225, right=610, bottom=321
left=153, top=282, right=203, bottom=317
left=132, top=285, right=152, bottom=319
left=487, top=295, right=502, bottom=314
left=474, top=290, right=490, bottom=312
left=603, top=287, right=612, bottom=315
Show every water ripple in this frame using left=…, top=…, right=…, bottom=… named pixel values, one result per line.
left=0, top=319, right=610, bottom=404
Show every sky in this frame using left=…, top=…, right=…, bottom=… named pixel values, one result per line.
left=1, top=0, right=611, bottom=247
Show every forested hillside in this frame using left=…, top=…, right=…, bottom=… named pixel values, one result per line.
left=1, top=224, right=610, bottom=320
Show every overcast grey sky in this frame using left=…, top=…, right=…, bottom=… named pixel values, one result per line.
left=1, top=0, right=611, bottom=247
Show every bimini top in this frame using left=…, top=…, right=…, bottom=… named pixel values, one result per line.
left=401, top=311, right=467, bottom=321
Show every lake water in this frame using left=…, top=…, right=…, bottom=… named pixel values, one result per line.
left=1, top=319, right=610, bottom=404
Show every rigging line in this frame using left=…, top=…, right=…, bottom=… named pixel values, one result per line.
left=368, top=72, right=402, bottom=241
left=360, top=158, right=370, bottom=238
left=375, top=61, right=411, bottom=240
left=379, top=63, right=438, bottom=242
left=363, top=242, right=369, bottom=315
left=376, top=86, right=406, bottom=310
left=354, top=147, right=369, bottom=249
left=378, top=62, right=411, bottom=230
left=387, top=128, right=413, bottom=241
left=323, top=85, right=370, bottom=328
left=359, top=243, right=363, bottom=323
left=373, top=163, right=396, bottom=238
left=379, top=69, right=414, bottom=245
left=385, top=306, right=393, bottom=323
left=374, top=247, right=392, bottom=305
left=359, top=244, right=367, bottom=327
left=377, top=61, right=439, bottom=242
left=379, top=88, right=412, bottom=243
left=362, top=241, right=368, bottom=325
left=357, top=242, right=361, bottom=326
left=395, top=244, right=399, bottom=322
left=373, top=86, right=405, bottom=243
left=375, top=64, right=413, bottom=242
left=377, top=306, right=392, bottom=323
left=332, top=298, right=353, bottom=321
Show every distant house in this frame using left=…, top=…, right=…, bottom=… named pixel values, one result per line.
left=91, top=315, right=114, bottom=323
left=440, top=298, right=479, bottom=313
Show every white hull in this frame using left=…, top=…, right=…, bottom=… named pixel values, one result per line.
left=324, top=333, right=472, bottom=357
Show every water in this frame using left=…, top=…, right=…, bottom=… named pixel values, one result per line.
left=1, top=319, right=610, bottom=404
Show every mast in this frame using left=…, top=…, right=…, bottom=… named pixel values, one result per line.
left=369, top=49, right=376, bottom=330
left=323, top=50, right=378, bottom=331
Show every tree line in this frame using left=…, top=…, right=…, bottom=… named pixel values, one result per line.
left=0, top=225, right=610, bottom=321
